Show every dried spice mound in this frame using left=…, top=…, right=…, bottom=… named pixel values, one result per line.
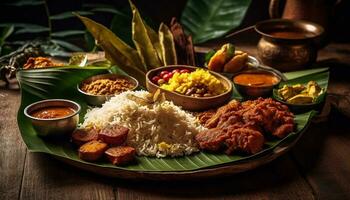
left=81, top=78, right=135, bottom=95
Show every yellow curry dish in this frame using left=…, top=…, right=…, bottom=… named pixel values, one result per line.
left=160, top=68, right=227, bottom=97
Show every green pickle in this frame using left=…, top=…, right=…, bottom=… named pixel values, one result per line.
left=277, top=81, right=324, bottom=104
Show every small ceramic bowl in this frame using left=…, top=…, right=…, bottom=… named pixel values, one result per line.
left=77, top=74, right=138, bottom=106
left=233, top=69, right=281, bottom=98
left=24, top=99, right=81, bottom=137
left=146, top=65, right=233, bottom=111
left=272, top=88, right=326, bottom=113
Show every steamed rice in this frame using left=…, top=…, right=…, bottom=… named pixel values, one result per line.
left=81, top=90, right=206, bottom=158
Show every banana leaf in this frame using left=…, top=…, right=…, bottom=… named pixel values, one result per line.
left=159, top=23, right=177, bottom=65
left=145, top=24, right=164, bottom=65
left=76, top=14, right=146, bottom=86
left=16, top=67, right=329, bottom=172
left=50, top=11, right=93, bottom=20
left=0, top=25, right=14, bottom=55
left=4, top=0, right=45, bottom=6
left=129, top=0, right=162, bottom=69
left=181, top=0, right=251, bottom=44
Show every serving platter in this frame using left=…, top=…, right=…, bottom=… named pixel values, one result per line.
left=16, top=66, right=329, bottom=180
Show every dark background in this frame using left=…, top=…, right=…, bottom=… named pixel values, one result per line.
left=0, top=0, right=349, bottom=46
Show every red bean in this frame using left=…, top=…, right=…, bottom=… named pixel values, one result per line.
left=163, top=73, right=173, bottom=82
left=180, top=69, right=190, bottom=74
left=152, top=76, right=160, bottom=84
left=159, top=71, right=169, bottom=78
left=172, top=69, right=180, bottom=74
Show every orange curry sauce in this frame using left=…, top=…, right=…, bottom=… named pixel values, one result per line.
left=233, top=73, right=279, bottom=87
left=31, top=106, right=75, bottom=119
left=268, top=30, right=315, bottom=39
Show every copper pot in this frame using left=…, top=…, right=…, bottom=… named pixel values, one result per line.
left=255, top=19, right=324, bottom=72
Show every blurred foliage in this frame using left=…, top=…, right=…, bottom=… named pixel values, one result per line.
left=0, top=0, right=252, bottom=77
left=180, top=0, right=251, bottom=44
left=0, top=0, right=252, bottom=57
left=0, top=0, right=135, bottom=57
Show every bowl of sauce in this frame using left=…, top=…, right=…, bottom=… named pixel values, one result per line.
left=233, top=69, right=281, bottom=98
left=255, top=19, right=324, bottom=71
left=24, top=99, right=81, bottom=137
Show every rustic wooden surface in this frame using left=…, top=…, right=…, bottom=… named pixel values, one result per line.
left=1, top=43, right=350, bottom=200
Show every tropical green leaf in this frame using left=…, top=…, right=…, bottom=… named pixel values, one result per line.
left=40, top=43, right=71, bottom=57
left=51, top=30, right=85, bottom=38
left=283, top=67, right=329, bottom=80
left=0, top=25, right=14, bottom=55
left=204, top=49, right=216, bottom=64
left=84, top=31, right=96, bottom=52
left=16, top=67, right=326, bottom=172
left=158, top=23, right=177, bottom=65
left=0, top=25, right=14, bottom=45
left=50, top=11, right=93, bottom=20
left=129, top=0, right=162, bottom=69
left=0, top=23, right=49, bottom=34
left=144, top=23, right=163, bottom=66
left=83, top=3, right=116, bottom=9
left=90, top=7, right=126, bottom=15
left=5, top=0, right=45, bottom=6
left=75, top=14, right=146, bottom=86
left=51, top=39, right=83, bottom=52
left=110, top=10, right=133, bottom=47
left=0, top=45, right=13, bottom=56
left=181, top=0, right=252, bottom=44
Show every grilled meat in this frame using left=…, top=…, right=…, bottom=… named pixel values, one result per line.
left=78, top=140, right=108, bottom=161
left=71, top=128, right=99, bottom=146
left=98, top=124, right=129, bottom=145
left=105, top=146, right=136, bottom=165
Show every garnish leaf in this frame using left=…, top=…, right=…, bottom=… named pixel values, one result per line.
left=159, top=23, right=177, bottom=66
left=129, top=0, right=162, bottom=69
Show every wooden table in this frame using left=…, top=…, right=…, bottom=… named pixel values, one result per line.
left=1, top=43, right=350, bottom=200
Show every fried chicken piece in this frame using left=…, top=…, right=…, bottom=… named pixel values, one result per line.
left=240, top=98, right=294, bottom=138
left=195, top=128, right=229, bottom=151
left=217, top=114, right=241, bottom=128
left=205, top=100, right=241, bottom=128
left=272, top=124, right=294, bottom=138
left=224, top=128, right=264, bottom=155
left=195, top=98, right=295, bottom=155
left=196, top=126, right=264, bottom=155
left=197, top=109, right=216, bottom=125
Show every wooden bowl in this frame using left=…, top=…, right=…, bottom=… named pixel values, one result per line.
left=146, top=65, right=233, bottom=111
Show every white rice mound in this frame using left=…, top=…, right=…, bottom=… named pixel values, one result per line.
left=81, top=90, right=206, bottom=158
